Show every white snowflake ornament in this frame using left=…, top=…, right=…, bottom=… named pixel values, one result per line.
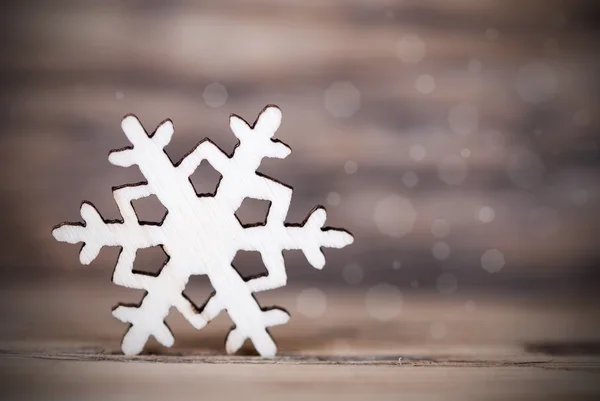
left=52, top=105, right=353, bottom=358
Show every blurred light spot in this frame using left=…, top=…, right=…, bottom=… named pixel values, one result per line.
left=392, top=260, right=401, bottom=269
left=344, top=160, right=358, bottom=174
left=203, top=82, right=228, bottom=108
left=327, top=192, right=341, bottom=206
left=415, top=74, right=435, bottom=94
left=505, top=148, right=545, bottom=189
left=460, top=148, right=471, bottom=158
left=448, top=103, right=478, bottom=135
left=481, top=249, right=505, bottom=273
left=342, top=263, right=363, bottom=285
left=534, top=127, right=543, bottom=136
left=569, top=189, right=589, bottom=206
left=431, top=219, right=450, bottom=238
left=430, top=322, right=447, bottom=339
left=438, top=155, right=468, bottom=185
left=396, top=34, right=426, bottom=64
left=296, top=288, right=327, bottom=318
left=528, top=207, right=560, bottom=238
left=373, top=195, right=417, bottom=237
left=437, top=273, right=458, bottom=294
left=402, top=171, right=419, bottom=188
left=573, top=110, right=590, bottom=127
left=465, top=300, right=476, bottom=312
left=485, top=28, right=500, bottom=41
left=478, top=206, right=496, bottom=223
left=365, top=283, right=402, bottom=321
left=115, top=91, right=124, bottom=100
left=544, top=38, right=560, bottom=55
left=410, top=144, right=427, bottom=161
left=432, top=241, right=450, bottom=260
left=516, top=63, right=557, bottom=103
left=324, top=81, right=360, bottom=118
left=410, top=280, right=419, bottom=288
left=468, top=59, right=482, bottom=74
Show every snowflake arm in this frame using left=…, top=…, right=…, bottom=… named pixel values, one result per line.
left=111, top=255, right=205, bottom=354
left=108, top=116, right=174, bottom=169
left=198, top=251, right=289, bottom=323
left=285, top=207, right=354, bottom=267
left=229, top=106, right=291, bottom=161
left=52, top=200, right=164, bottom=265
left=225, top=308, right=289, bottom=355
left=111, top=247, right=201, bottom=330
left=195, top=107, right=352, bottom=326
left=198, top=207, right=352, bottom=326
left=243, top=207, right=354, bottom=271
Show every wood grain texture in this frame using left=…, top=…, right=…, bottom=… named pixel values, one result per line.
left=1, top=280, right=599, bottom=399
left=3, top=356, right=596, bottom=401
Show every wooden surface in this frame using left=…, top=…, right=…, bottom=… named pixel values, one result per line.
left=2, top=357, right=598, bottom=401
left=1, top=279, right=599, bottom=400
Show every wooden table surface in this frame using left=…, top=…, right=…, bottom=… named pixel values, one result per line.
left=1, top=279, right=598, bottom=400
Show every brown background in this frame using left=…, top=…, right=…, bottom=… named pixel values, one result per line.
left=0, top=0, right=599, bottom=400
left=1, top=0, right=599, bottom=289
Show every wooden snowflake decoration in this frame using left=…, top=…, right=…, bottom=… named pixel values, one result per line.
left=52, top=105, right=353, bottom=357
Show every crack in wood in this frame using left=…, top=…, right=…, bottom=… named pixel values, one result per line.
left=2, top=349, right=599, bottom=372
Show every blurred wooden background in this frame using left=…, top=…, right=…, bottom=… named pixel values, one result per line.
left=0, top=0, right=599, bottom=399
left=1, top=0, right=599, bottom=289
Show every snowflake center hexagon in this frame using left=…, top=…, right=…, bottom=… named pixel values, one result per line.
left=52, top=105, right=353, bottom=358
left=161, top=196, right=243, bottom=275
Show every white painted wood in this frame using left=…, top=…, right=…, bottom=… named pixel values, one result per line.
left=52, top=105, right=353, bottom=358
